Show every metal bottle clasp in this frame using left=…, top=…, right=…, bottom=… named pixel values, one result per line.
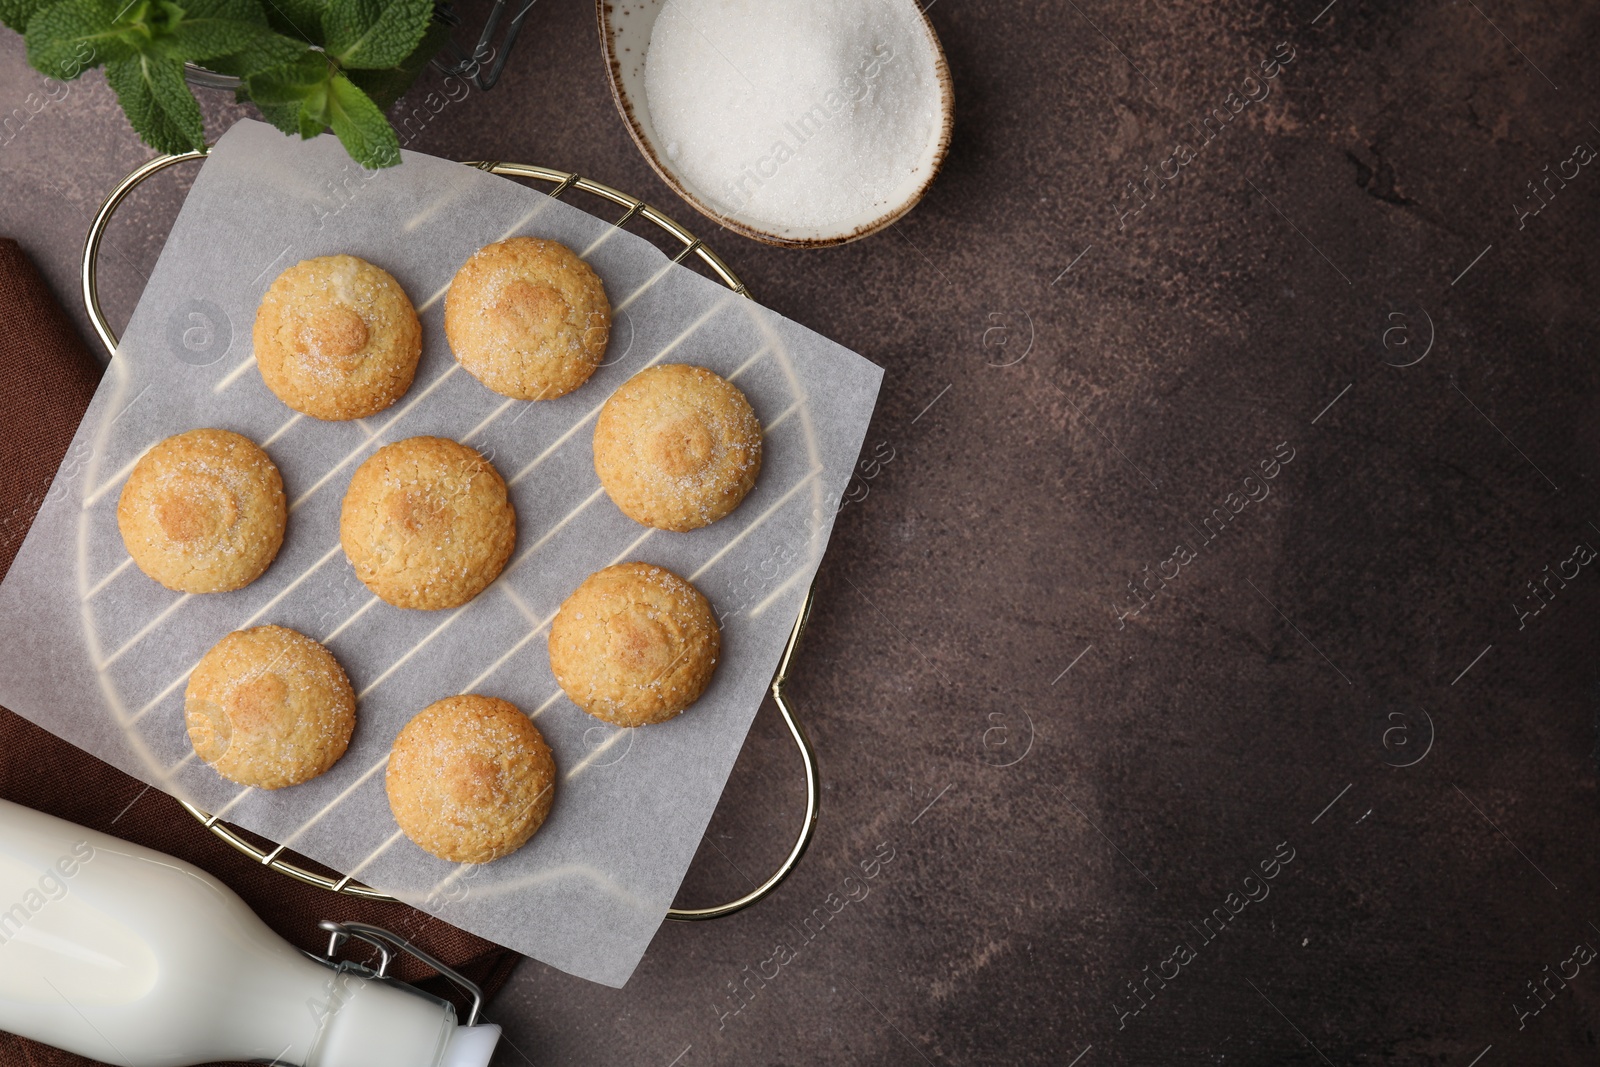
left=314, top=919, right=485, bottom=1027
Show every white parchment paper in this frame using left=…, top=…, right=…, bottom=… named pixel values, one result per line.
left=0, top=121, right=882, bottom=986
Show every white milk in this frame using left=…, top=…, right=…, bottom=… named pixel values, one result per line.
left=0, top=797, right=500, bottom=1067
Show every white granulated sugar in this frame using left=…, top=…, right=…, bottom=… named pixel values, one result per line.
left=644, top=0, right=942, bottom=232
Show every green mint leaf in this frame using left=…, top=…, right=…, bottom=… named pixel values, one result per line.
left=343, top=13, right=450, bottom=109
left=105, top=53, right=205, bottom=153
left=260, top=0, right=324, bottom=42
left=252, top=98, right=303, bottom=136
left=159, top=17, right=281, bottom=62
left=180, top=0, right=267, bottom=22
left=242, top=49, right=331, bottom=104
left=242, top=50, right=352, bottom=143
left=1, top=0, right=51, bottom=35
left=296, top=94, right=325, bottom=138
left=325, top=72, right=398, bottom=166
left=322, top=0, right=430, bottom=69
left=202, top=31, right=310, bottom=78
left=25, top=0, right=136, bottom=76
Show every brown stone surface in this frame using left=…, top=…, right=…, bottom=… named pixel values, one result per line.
left=4, top=0, right=1600, bottom=1063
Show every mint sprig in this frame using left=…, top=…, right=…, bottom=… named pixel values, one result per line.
left=0, top=0, right=51, bottom=34
left=325, top=71, right=398, bottom=165
left=106, top=52, right=203, bottom=154
left=322, top=0, right=431, bottom=69
left=259, top=0, right=324, bottom=41
left=24, top=0, right=137, bottom=72
left=14, top=0, right=443, bottom=167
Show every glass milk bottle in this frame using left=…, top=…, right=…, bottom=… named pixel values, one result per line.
left=0, top=797, right=501, bottom=1067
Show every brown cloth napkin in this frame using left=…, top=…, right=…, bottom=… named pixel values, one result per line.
left=0, top=238, right=522, bottom=1067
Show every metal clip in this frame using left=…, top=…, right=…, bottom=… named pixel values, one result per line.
left=430, top=1, right=539, bottom=92
left=318, top=920, right=485, bottom=1026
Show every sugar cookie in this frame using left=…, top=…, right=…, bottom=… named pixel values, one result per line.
left=253, top=254, right=422, bottom=420
left=185, top=625, right=355, bottom=790
left=386, top=694, right=556, bottom=863
left=117, top=428, right=285, bottom=593
left=593, top=364, right=761, bottom=532
left=548, top=561, right=720, bottom=727
left=444, top=237, right=610, bottom=401
left=339, top=436, right=515, bottom=610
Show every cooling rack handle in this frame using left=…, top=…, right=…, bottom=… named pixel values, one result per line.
left=81, top=147, right=209, bottom=360
left=666, top=584, right=820, bottom=920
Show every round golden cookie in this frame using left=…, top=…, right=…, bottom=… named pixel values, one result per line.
left=116, top=428, right=286, bottom=594
left=444, top=237, right=610, bottom=401
left=548, top=562, right=720, bottom=727
left=253, top=254, right=422, bottom=421
left=339, top=436, right=516, bottom=610
left=185, top=625, right=355, bottom=790
left=593, top=364, right=762, bottom=532
left=386, top=694, right=556, bottom=864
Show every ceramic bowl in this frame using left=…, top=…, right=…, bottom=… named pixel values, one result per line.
left=596, top=0, right=955, bottom=248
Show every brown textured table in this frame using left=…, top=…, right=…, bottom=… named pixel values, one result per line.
left=5, top=1, right=1600, bottom=1063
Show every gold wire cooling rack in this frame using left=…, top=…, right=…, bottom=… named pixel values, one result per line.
left=79, top=148, right=820, bottom=921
